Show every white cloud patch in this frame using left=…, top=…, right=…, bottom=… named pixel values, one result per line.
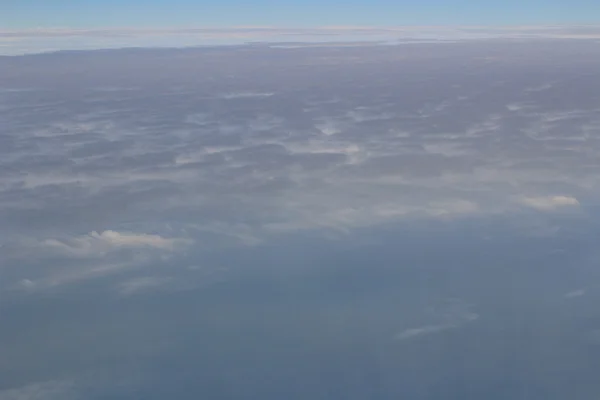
left=518, top=195, right=580, bottom=211
left=39, top=230, right=192, bottom=258
left=316, top=121, right=343, bottom=136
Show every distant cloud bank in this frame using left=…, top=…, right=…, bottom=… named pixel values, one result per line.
left=2, top=25, right=600, bottom=55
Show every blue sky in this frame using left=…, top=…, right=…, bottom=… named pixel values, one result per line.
left=3, top=0, right=599, bottom=29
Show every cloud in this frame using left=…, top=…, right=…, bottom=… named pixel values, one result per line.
left=2, top=40, right=600, bottom=262
left=564, top=289, right=586, bottom=298
left=395, top=300, right=479, bottom=341
left=219, top=92, right=275, bottom=99
left=3, top=230, right=193, bottom=292
left=17, top=260, right=139, bottom=291
left=395, top=324, right=454, bottom=340
left=39, top=230, right=192, bottom=258
left=116, top=276, right=174, bottom=295
left=518, top=195, right=580, bottom=211
left=0, top=380, right=75, bottom=400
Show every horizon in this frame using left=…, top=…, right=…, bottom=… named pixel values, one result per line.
left=2, top=24, right=600, bottom=56
left=4, top=0, right=600, bottom=29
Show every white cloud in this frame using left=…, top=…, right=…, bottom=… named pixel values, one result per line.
left=316, top=121, right=343, bottom=136
left=18, top=260, right=137, bottom=291
left=518, top=195, right=580, bottom=211
left=395, top=312, right=479, bottom=340
left=219, top=92, right=274, bottom=99
left=40, top=230, right=192, bottom=258
left=395, top=300, right=479, bottom=341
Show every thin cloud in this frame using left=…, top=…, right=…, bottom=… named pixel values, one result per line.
left=564, top=289, right=586, bottom=298
left=395, top=300, right=479, bottom=341
left=117, top=276, right=174, bottom=296
left=395, top=324, right=454, bottom=340
left=18, top=261, right=135, bottom=291
left=518, top=196, right=580, bottom=211
left=40, top=230, right=192, bottom=258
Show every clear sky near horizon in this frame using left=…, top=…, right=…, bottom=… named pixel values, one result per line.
left=3, top=0, right=600, bottom=29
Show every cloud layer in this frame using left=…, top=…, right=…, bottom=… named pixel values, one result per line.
left=1, top=39, right=599, bottom=293
left=3, top=38, right=600, bottom=400
left=40, top=230, right=190, bottom=257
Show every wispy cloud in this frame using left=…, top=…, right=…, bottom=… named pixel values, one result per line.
left=395, top=300, right=479, bottom=341
left=6, top=231, right=193, bottom=291
left=116, top=276, right=174, bottom=295
left=18, top=260, right=136, bottom=291
left=39, top=230, right=192, bottom=258
left=395, top=324, right=455, bottom=340
left=564, top=289, right=586, bottom=298
left=518, top=195, right=580, bottom=211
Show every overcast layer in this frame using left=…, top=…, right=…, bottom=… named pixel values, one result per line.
left=2, top=40, right=600, bottom=399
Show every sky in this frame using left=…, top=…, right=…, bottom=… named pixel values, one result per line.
left=3, top=0, right=599, bottom=29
